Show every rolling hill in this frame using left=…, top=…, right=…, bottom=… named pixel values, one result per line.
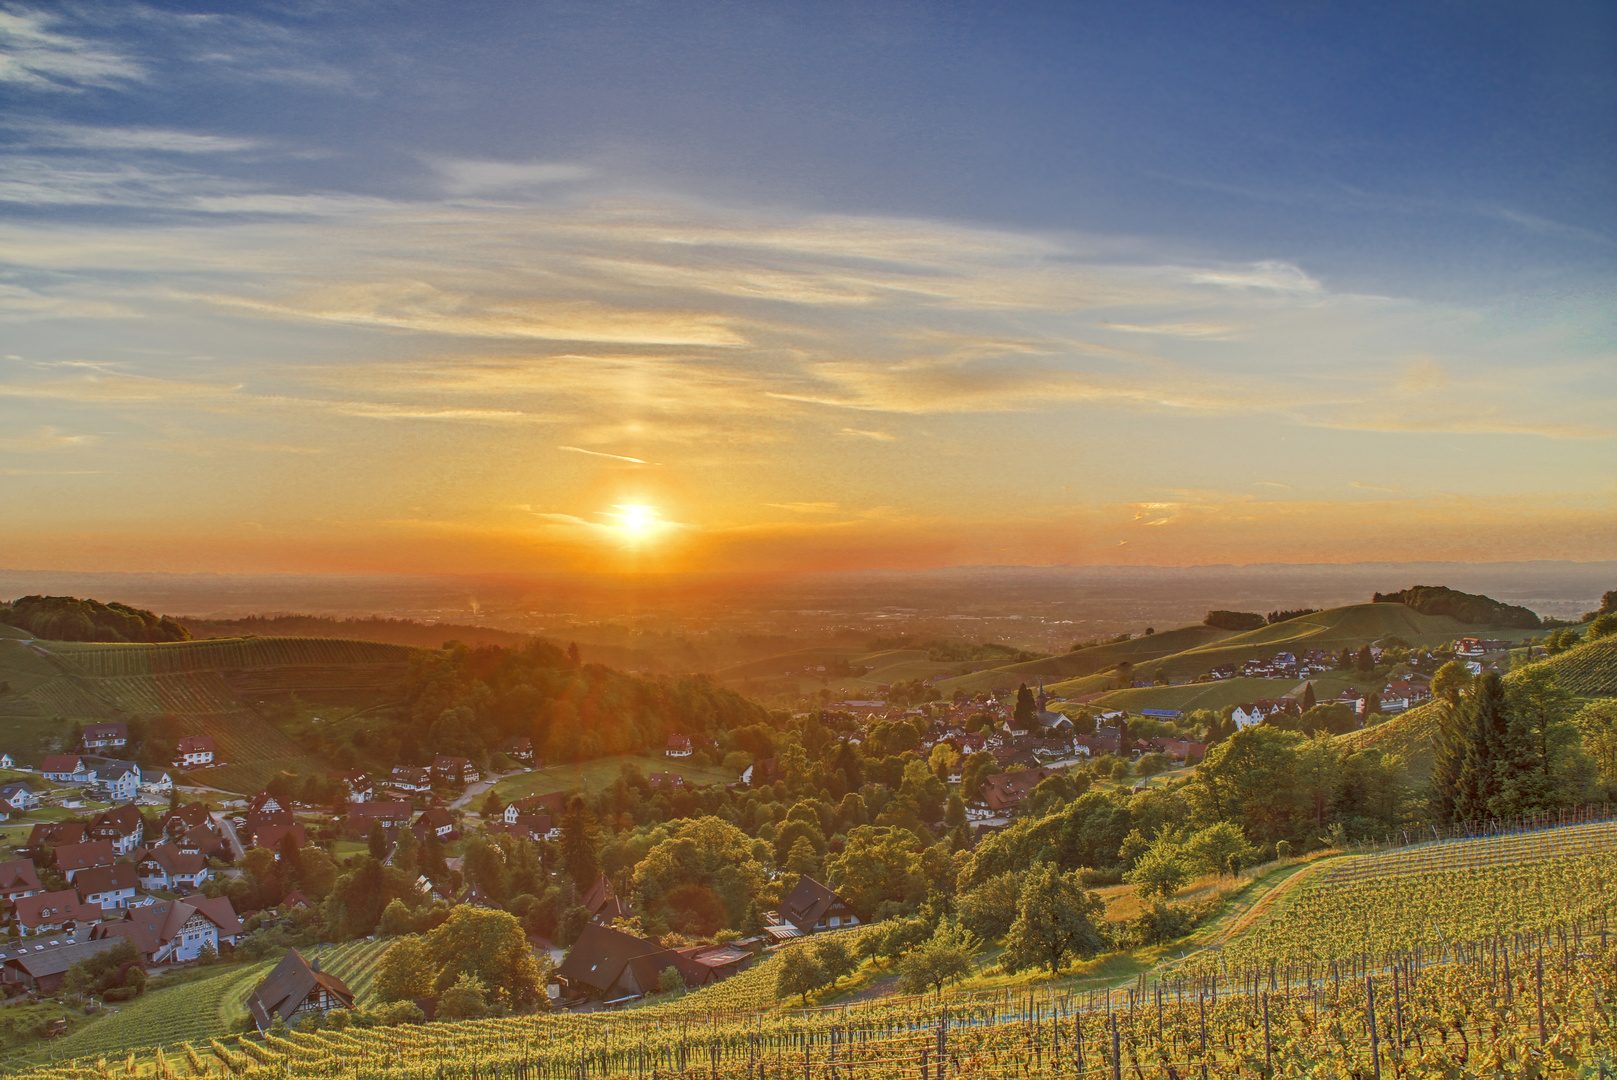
left=0, top=635, right=414, bottom=791
left=935, top=624, right=1234, bottom=694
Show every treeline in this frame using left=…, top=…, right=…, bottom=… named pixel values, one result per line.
left=1266, top=608, right=1320, bottom=624
left=325, top=639, right=775, bottom=768
left=179, top=614, right=529, bottom=650
left=1204, top=610, right=1265, bottom=632
left=867, top=638, right=1043, bottom=664
left=1372, top=585, right=1542, bottom=629
left=0, top=595, right=190, bottom=643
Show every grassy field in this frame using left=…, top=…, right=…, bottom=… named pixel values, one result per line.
left=493, top=753, right=740, bottom=802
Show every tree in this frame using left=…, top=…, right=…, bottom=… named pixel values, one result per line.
left=813, top=936, right=857, bottom=988
left=896, top=921, right=976, bottom=994
left=1124, top=838, right=1188, bottom=899
left=1577, top=700, right=1617, bottom=786
left=956, top=870, right=1023, bottom=943
left=374, top=936, right=435, bottom=1003
left=1001, top=865, right=1109, bottom=975
left=656, top=966, right=685, bottom=994
left=1180, top=822, right=1257, bottom=877
left=436, top=974, right=490, bottom=1020
left=462, top=834, right=510, bottom=907
left=368, top=822, right=389, bottom=861
left=775, top=943, right=827, bottom=1005
left=824, top=826, right=920, bottom=921
left=391, top=822, right=418, bottom=877
left=785, top=836, right=822, bottom=878
left=558, top=796, right=601, bottom=886
left=481, top=790, right=505, bottom=819
left=420, top=907, right=547, bottom=1012
left=1454, top=672, right=1511, bottom=822
left=1013, top=685, right=1037, bottom=728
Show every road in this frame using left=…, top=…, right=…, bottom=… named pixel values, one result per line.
left=211, top=809, right=246, bottom=861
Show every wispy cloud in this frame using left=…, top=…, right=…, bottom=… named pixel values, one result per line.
left=0, top=8, right=143, bottom=91
left=558, top=445, right=656, bottom=465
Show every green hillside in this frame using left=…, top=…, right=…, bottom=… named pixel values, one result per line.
left=1332, top=631, right=1617, bottom=777
left=711, top=646, right=870, bottom=681
left=937, top=625, right=1234, bottom=694
left=1071, top=677, right=1306, bottom=716
left=0, top=636, right=413, bottom=790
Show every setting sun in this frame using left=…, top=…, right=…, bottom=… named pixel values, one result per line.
left=613, top=504, right=658, bottom=534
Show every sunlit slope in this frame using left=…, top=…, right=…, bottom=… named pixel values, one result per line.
left=1333, top=632, right=1617, bottom=778
left=710, top=647, right=871, bottom=682
left=0, top=636, right=413, bottom=790
left=938, top=625, right=1234, bottom=694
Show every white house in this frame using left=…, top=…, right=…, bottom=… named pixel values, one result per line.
left=137, top=845, right=211, bottom=892
left=173, top=736, right=215, bottom=768
left=74, top=863, right=139, bottom=911
left=665, top=735, right=693, bottom=758
left=140, top=770, right=173, bottom=795
left=0, top=753, right=13, bottom=769
left=39, top=755, right=86, bottom=783
left=0, top=783, right=39, bottom=811
left=84, top=760, right=141, bottom=802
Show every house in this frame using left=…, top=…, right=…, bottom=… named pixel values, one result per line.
left=346, top=800, right=413, bottom=837
left=555, top=923, right=711, bottom=1001
left=504, top=792, right=565, bottom=825
left=80, top=723, right=129, bottom=752
left=501, top=813, right=556, bottom=843
left=173, top=823, right=229, bottom=861
left=21, top=821, right=88, bottom=858
left=674, top=942, right=753, bottom=981
left=52, top=840, right=117, bottom=882
left=84, top=759, right=141, bottom=802
left=979, top=768, right=1062, bottom=814
left=740, top=758, right=780, bottom=786
left=141, top=770, right=173, bottom=795
left=431, top=755, right=477, bottom=785
left=96, top=896, right=243, bottom=964
left=245, top=821, right=306, bottom=857
left=0, top=936, right=125, bottom=994
left=245, top=949, right=356, bottom=1031
left=246, top=791, right=289, bottom=817
left=39, top=755, right=86, bottom=783
left=14, top=889, right=102, bottom=935
left=648, top=771, right=685, bottom=790
left=775, top=876, right=859, bottom=937
left=1230, top=700, right=1301, bottom=730
left=89, top=806, right=145, bottom=855
left=665, top=735, right=693, bottom=758
left=0, top=782, right=39, bottom=812
left=137, top=844, right=212, bottom=891
left=581, top=872, right=632, bottom=924
left=173, top=736, right=215, bottom=768
left=1146, top=737, right=1207, bottom=763
left=74, top=863, right=139, bottom=911
left=0, top=859, right=43, bottom=904
left=0, top=753, right=11, bottom=769
left=334, top=769, right=374, bottom=802
left=1033, top=710, right=1074, bottom=733
left=411, top=807, right=456, bottom=842
left=498, top=736, right=534, bottom=764
left=389, top=766, right=432, bottom=794
left=158, top=802, right=214, bottom=841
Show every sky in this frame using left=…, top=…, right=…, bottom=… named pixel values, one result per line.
left=0, top=0, right=1612, bottom=576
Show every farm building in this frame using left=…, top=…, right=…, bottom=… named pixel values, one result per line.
left=246, top=949, right=356, bottom=1031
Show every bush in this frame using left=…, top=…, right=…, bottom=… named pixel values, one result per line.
left=1121, top=902, right=1198, bottom=948
left=375, top=1000, right=426, bottom=1026
left=1204, top=610, right=1266, bottom=632
left=656, top=966, right=685, bottom=995
left=1275, top=840, right=1292, bottom=861
left=327, top=1009, right=352, bottom=1030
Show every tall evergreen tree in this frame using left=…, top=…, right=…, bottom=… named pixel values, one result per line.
left=1453, top=672, right=1510, bottom=822
left=1013, top=684, right=1036, bottom=727
left=558, top=795, right=600, bottom=886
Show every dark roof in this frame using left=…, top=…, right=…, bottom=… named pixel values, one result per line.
left=159, top=802, right=213, bottom=834
left=15, top=889, right=100, bottom=929
left=141, top=844, right=208, bottom=876
left=246, top=949, right=355, bottom=1029
left=83, top=723, right=128, bottom=737
left=24, top=822, right=88, bottom=850
left=54, top=840, right=117, bottom=873
left=91, top=806, right=144, bottom=836
left=73, top=863, right=138, bottom=898
left=39, top=754, right=83, bottom=774
left=777, top=876, right=848, bottom=933
left=581, top=873, right=631, bottom=922
left=556, top=923, right=708, bottom=996
left=96, top=897, right=242, bottom=956
left=0, top=936, right=124, bottom=980
left=0, top=859, right=42, bottom=894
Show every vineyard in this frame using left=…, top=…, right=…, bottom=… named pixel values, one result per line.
left=10, top=940, right=393, bottom=1069
left=1185, top=826, right=1617, bottom=974
left=49, top=639, right=413, bottom=679
left=9, top=926, right=1616, bottom=1080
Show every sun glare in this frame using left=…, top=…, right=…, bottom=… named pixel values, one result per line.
left=613, top=504, right=658, bottom=534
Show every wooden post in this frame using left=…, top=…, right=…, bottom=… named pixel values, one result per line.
left=1536, top=949, right=1546, bottom=1046
left=1367, top=976, right=1381, bottom=1080
left=1262, top=991, right=1272, bottom=1077
left=1109, top=1011, right=1121, bottom=1080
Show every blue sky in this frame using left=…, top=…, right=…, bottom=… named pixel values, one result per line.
left=0, top=1, right=1612, bottom=573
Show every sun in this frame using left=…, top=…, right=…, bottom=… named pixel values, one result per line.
left=613, top=504, right=658, bottom=533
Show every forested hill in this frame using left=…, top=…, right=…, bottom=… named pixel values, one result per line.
left=0, top=595, right=191, bottom=643
left=178, top=613, right=530, bottom=650
left=342, top=639, right=775, bottom=770
left=1371, top=585, right=1542, bottom=628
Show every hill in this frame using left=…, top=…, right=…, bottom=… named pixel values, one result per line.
left=0, top=636, right=413, bottom=791
left=936, top=625, right=1234, bottom=694
left=178, top=613, right=531, bottom=650
left=1333, top=630, right=1617, bottom=776
left=1, top=595, right=190, bottom=644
